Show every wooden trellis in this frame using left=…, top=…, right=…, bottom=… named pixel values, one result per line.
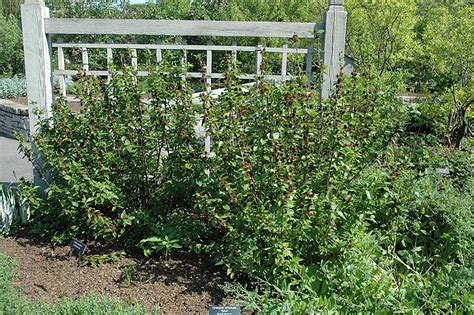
left=21, top=0, right=347, bottom=188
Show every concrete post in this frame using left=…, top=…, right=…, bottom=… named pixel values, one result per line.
left=321, top=0, right=347, bottom=99
left=21, top=0, right=53, bottom=191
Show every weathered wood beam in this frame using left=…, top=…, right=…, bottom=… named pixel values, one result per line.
left=45, top=18, right=323, bottom=39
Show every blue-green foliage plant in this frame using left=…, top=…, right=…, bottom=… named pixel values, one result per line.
left=0, top=75, right=26, bottom=99
left=0, top=184, right=30, bottom=234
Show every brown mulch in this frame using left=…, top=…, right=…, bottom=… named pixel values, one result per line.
left=7, top=97, right=28, bottom=106
left=0, top=231, right=239, bottom=314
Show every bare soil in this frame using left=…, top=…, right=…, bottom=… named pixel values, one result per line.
left=7, top=96, right=28, bottom=106
left=0, top=230, right=237, bottom=314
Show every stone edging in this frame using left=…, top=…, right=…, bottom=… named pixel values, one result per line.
left=0, top=99, right=30, bottom=139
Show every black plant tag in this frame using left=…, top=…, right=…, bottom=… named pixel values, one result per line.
left=69, top=238, right=87, bottom=255
left=209, top=306, right=241, bottom=315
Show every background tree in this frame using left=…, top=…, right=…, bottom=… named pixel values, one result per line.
left=0, top=13, right=23, bottom=75
left=0, top=0, right=21, bottom=18
left=344, top=0, right=419, bottom=75
left=417, top=1, right=473, bottom=148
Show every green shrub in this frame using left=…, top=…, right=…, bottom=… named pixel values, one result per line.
left=15, top=62, right=472, bottom=313
left=397, top=139, right=473, bottom=190
left=0, top=0, right=21, bottom=18
left=19, top=64, right=204, bottom=245
left=196, top=68, right=407, bottom=280
left=0, top=75, right=26, bottom=99
left=404, top=97, right=449, bottom=139
left=0, top=13, right=23, bottom=75
left=193, top=66, right=472, bottom=312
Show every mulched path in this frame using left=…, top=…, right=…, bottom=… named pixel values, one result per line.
left=0, top=231, right=238, bottom=314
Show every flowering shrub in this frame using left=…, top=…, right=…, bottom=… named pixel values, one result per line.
left=19, top=64, right=204, bottom=243
left=196, top=68, right=406, bottom=280
left=16, top=63, right=472, bottom=313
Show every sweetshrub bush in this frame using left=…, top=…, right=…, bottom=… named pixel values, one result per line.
left=196, top=68, right=406, bottom=281
left=16, top=63, right=472, bottom=313
left=194, top=67, right=472, bottom=312
left=19, top=64, right=204, bottom=244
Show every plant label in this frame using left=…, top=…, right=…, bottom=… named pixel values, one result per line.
left=69, top=238, right=87, bottom=255
left=435, top=168, right=449, bottom=174
left=209, top=306, right=241, bottom=315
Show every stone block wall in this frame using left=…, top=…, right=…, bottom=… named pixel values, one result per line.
left=0, top=100, right=30, bottom=139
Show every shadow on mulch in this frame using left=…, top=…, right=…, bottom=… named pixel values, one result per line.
left=0, top=228, right=241, bottom=313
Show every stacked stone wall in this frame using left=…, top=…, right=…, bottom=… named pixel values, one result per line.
left=0, top=100, right=30, bottom=139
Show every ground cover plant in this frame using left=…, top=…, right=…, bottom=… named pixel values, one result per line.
left=0, top=252, right=150, bottom=314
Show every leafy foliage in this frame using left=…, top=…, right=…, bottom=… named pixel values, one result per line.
left=0, top=75, right=26, bottom=99
left=0, top=183, right=30, bottom=235
left=0, top=13, right=23, bottom=76
left=4, top=0, right=471, bottom=311
left=419, top=1, right=473, bottom=148
left=345, top=0, right=419, bottom=74
left=14, top=60, right=473, bottom=313
left=19, top=63, right=204, bottom=245
left=196, top=66, right=406, bottom=281
left=140, top=225, right=182, bottom=258
left=0, top=0, right=21, bottom=18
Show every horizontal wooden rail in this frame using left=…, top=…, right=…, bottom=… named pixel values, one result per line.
left=45, top=18, right=322, bottom=38
left=53, top=69, right=291, bottom=81
left=52, top=43, right=309, bottom=54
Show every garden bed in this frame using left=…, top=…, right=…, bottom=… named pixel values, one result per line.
left=0, top=229, right=234, bottom=313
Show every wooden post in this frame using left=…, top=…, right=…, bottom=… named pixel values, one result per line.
left=106, top=39, right=113, bottom=82
left=321, top=0, right=347, bottom=99
left=21, top=0, right=53, bottom=191
left=206, top=38, right=212, bottom=92
left=281, top=44, right=288, bottom=81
